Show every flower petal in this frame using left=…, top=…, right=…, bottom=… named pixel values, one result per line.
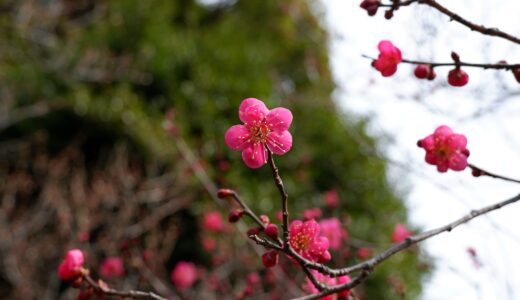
left=449, top=153, right=468, bottom=171
left=239, top=98, right=269, bottom=125
left=241, top=142, right=267, bottom=169
left=225, top=125, right=251, bottom=150
left=266, top=107, right=293, bottom=132
left=267, top=131, right=292, bottom=155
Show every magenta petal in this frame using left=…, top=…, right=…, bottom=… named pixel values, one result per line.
left=425, top=153, right=437, bottom=165
left=434, top=125, right=453, bottom=137
left=449, top=153, right=468, bottom=171
left=378, top=40, right=394, bottom=53
left=447, top=134, right=467, bottom=149
left=225, top=125, right=251, bottom=150
left=239, top=98, right=269, bottom=125
left=421, top=135, right=435, bottom=151
left=266, top=107, right=293, bottom=132
left=241, top=142, right=267, bottom=169
left=267, top=131, right=292, bottom=155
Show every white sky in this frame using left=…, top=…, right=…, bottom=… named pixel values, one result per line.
left=321, top=0, right=520, bottom=299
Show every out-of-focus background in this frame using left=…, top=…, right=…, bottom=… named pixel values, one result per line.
left=1, top=0, right=517, bottom=299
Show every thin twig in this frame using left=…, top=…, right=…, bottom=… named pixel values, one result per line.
left=290, top=193, right=520, bottom=299
left=469, top=164, right=520, bottom=184
left=267, top=149, right=290, bottom=246
left=84, top=275, right=168, bottom=300
left=378, top=0, right=520, bottom=44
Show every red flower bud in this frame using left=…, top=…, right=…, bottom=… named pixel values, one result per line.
left=247, top=227, right=261, bottom=236
left=262, top=250, right=279, bottom=268
left=228, top=209, right=244, bottom=223
left=427, top=68, right=437, bottom=80
left=259, top=215, right=270, bottom=224
left=384, top=9, right=393, bottom=19
left=217, top=188, right=234, bottom=199
left=264, top=223, right=279, bottom=239
left=414, top=64, right=430, bottom=79
left=360, top=0, right=380, bottom=16
left=447, top=68, right=469, bottom=87
left=450, top=51, right=460, bottom=63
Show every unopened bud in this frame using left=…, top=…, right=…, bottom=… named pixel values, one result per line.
left=228, top=209, right=244, bottom=223
left=384, top=9, right=393, bottom=19
left=217, top=188, right=234, bottom=199
left=262, top=250, right=279, bottom=268
left=247, top=227, right=261, bottom=236
left=264, top=224, right=279, bottom=239
left=451, top=51, right=460, bottom=63
left=259, top=215, right=270, bottom=224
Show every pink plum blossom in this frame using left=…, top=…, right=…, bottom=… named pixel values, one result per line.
left=100, top=256, right=125, bottom=279
left=203, top=211, right=224, bottom=232
left=305, top=270, right=351, bottom=299
left=170, top=261, right=198, bottom=290
left=225, top=98, right=293, bottom=168
left=289, top=219, right=331, bottom=263
left=417, top=125, right=470, bottom=172
left=319, top=218, right=347, bottom=251
left=58, top=249, right=85, bottom=281
left=392, top=223, right=412, bottom=243
left=372, top=40, right=402, bottom=77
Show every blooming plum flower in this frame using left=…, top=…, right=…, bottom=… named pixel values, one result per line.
left=372, top=40, right=402, bottom=77
left=319, top=218, right=347, bottom=251
left=203, top=211, right=224, bottom=232
left=225, top=98, right=293, bottom=168
left=392, top=224, right=411, bottom=243
left=58, top=249, right=85, bottom=281
left=305, top=271, right=351, bottom=299
left=417, top=125, right=470, bottom=172
left=170, top=261, right=198, bottom=290
left=289, top=219, right=331, bottom=262
left=447, top=68, right=469, bottom=87
left=99, top=256, right=125, bottom=279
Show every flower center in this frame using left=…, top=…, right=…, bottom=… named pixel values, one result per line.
left=248, top=122, right=270, bottom=143
left=291, top=233, right=312, bottom=250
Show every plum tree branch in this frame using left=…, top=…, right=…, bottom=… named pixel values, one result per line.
left=469, top=164, right=520, bottom=184
left=84, top=275, right=168, bottom=300
left=291, top=192, right=520, bottom=299
left=379, top=0, right=520, bottom=44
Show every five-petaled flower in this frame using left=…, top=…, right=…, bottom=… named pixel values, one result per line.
left=289, top=219, right=331, bottom=263
left=225, top=98, right=293, bottom=168
left=417, top=125, right=470, bottom=172
left=372, top=40, right=402, bottom=77
left=58, top=249, right=85, bottom=281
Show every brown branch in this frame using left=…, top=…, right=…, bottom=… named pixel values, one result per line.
left=362, top=54, right=520, bottom=70
left=267, top=149, right=290, bottom=246
left=379, top=0, right=520, bottom=44
left=290, top=193, right=520, bottom=299
left=469, top=164, right=520, bottom=184
left=84, top=275, right=168, bottom=300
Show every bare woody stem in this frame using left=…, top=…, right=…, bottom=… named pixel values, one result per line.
left=362, top=55, right=520, bottom=70
left=469, top=163, right=520, bottom=184
left=291, top=192, right=520, bottom=300
left=84, top=275, right=168, bottom=300
left=267, top=149, right=290, bottom=247
left=379, top=0, right=520, bottom=45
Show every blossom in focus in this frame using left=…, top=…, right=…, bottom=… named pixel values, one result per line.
left=319, top=218, right=347, bottom=251
left=170, top=261, right=198, bottom=290
left=305, top=270, right=351, bottom=299
left=203, top=211, right=224, bottom=232
left=372, top=40, right=402, bottom=77
left=447, top=68, right=469, bottom=87
left=58, top=249, right=85, bottom=281
left=417, top=125, right=470, bottom=172
left=392, top=223, right=412, bottom=243
left=99, top=256, right=125, bottom=279
left=289, top=219, right=331, bottom=262
left=225, top=98, right=293, bottom=168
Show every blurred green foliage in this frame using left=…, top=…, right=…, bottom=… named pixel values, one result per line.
left=0, top=0, right=428, bottom=298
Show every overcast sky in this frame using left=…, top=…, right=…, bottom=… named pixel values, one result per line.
left=321, top=0, right=520, bottom=299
